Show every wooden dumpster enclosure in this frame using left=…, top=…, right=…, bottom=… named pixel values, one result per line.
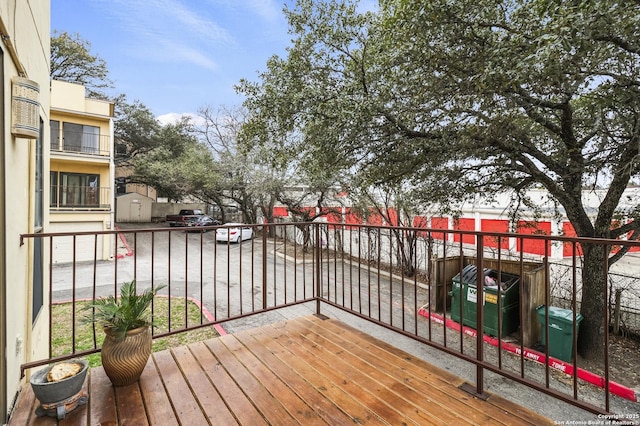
left=429, top=256, right=547, bottom=347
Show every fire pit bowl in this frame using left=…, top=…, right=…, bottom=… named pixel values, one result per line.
left=29, top=359, right=88, bottom=404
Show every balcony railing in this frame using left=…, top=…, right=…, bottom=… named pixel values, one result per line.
left=50, top=131, right=111, bottom=157
left=18, top=222, right=640, bottom=415
left=49, top=185, right=111, bottom=210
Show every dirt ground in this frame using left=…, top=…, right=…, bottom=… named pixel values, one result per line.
left=580, top=334, right=640, bottom=393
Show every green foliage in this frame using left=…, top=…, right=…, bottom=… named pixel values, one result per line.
left=238, top=0, right=639, bottom=359
left=50, top=30, right=113, bottom=98
left=239, top=0, right=639, bottom=240
left=83, top=281, right=166, bottom=340
left=114, top=96, right=163, bottom=164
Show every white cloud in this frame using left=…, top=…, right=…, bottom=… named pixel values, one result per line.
left=92, top=0, right=229, bottom=69
left=157, top=112, right=205, bottom=126
left=246, top=0, right=282, bottom=22
left=161, top=40, right=219, bottom=71
left=98, top=0, right=231, bottom=43
left=157, top=0, right=232, bottom=42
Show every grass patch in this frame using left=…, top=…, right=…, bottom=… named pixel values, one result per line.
left=52, top=297, right=219, bottom=367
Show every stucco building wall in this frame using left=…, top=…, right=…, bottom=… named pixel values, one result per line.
left=0, top=0, right=51, bottom=419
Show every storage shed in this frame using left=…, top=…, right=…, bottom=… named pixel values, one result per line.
left=116, top=193, right=153, bottom=223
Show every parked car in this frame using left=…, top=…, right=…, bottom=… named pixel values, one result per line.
left=166, top=209, right=205, bottom=227
left=185, top=215, right=220, bottom=232
left=216, top=223, right=253, bottom=243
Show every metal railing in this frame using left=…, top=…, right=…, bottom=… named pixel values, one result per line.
left=18, top=222, right=640, bottom=415
left=50, top=131, right=111, bottom=157
left=49, top=185, right=111, bottom=210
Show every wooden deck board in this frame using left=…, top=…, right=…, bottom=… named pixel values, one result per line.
left=87, top=366, right=117, bottom=426
left=219, top=334, right=326, bottom=425
left=291, top=317, right=477, bottom=425
left=241, top=326, right=369, bottom=426
left=307, top=317, right=543, bottom=426
left=204, top=337, right=298, bottom=425
left=276, top=324, right=456, bottom=425
left=138, top=358, right=178, bottom=425
left=8, top=377, right=38, bottom=425
left=298, top=316, right=510, bottom=425
left=168, top=345, right=237, bottom=425
left=152, top=349, right=206, bottom=424
left=114, top=382, right=148, bottom=426
left=9, top=315, right=554, bottom=425
left=189, top=341, right=268, bottom=426
left=260, top=320, right=438, bottom=425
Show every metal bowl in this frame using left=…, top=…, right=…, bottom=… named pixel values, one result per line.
left=29, top=359, right=88, bottom=404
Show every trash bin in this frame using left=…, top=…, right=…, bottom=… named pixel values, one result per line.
left=449, top=264, right=520, bottom=337
left=536, top=305, right=583, bottom=362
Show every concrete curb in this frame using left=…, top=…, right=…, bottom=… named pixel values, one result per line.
left=418, top=308, right=638, bottom=403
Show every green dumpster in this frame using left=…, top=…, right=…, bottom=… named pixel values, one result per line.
left=536, top=305, right=583, bottom=362
left=450, top=265, right=520, bottom=337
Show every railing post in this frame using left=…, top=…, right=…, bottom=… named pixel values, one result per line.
left=475, top=235, right=485, bottom=396
left=262, top=220, right=268, bottom=310
left=315, top=223, right=321, bottom=315
left=603, top=244, right=610, bottom=412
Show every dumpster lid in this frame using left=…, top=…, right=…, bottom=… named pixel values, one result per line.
left=536, top=305, right=583, bottom=322
left=452, top=264, right=478, bottom=284
left=453, top=265, right=519, bottom=291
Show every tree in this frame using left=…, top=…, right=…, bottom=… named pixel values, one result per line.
left=51, top=31, right=113, bottom=98
left=377, top=0, right=640, bottom=361
left=193, top=106, right=264, bottom=223
left=113, top=96, right=163, bottom=166
left=238, top=0, right=640, bottom=360
left=349, top=181, right=422, bottom=277
left=132, top=118, right=214, bottom=202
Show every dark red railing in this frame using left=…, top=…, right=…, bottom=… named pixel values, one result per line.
left=19, top=221, right=640, bottom=415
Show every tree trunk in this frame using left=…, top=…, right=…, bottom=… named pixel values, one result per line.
left=392, top=229, right=416, bottom=277
left=299, top=224, right=311, bottom=253
left=577, top=244, right=607, bottom=362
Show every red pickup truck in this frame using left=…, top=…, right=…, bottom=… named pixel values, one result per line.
left=166, top=209, right=204, bottom=227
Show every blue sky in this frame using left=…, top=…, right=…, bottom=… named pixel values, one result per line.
left=51, top=0, right=296, bottom=123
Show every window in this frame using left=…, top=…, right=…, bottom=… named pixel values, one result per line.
left=116, top=177, right=127, bottom=195
left=115, top=140, right=129, bottom=158
left=35, top=120, right=43, bottom=228
left=33, top=120, right=44, bottom=323
left=50, top=120, right=60, bottom=150
left=50, top=172, right=100, bottom=208
left=33, top=237, right=43, bottom=323
left=62, top=122, right=100, bottom=154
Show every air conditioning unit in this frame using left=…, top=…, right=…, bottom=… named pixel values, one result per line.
left=11, top=76, right=40, bottom=138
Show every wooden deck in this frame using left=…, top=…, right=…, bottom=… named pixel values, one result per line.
left=9, top=315, right=553, bottom=425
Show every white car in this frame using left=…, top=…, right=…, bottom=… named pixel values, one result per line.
left=215, top=223, right=253, bottom=243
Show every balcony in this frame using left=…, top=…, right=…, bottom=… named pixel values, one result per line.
left=50, top=131, right=111, bottom=158
left=49, top=185, right=111, bottom=211
left=10, top=315, right=557, bottom=425
left=12, top=222, right=640, bottom=423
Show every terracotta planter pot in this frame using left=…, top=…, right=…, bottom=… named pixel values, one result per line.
left=101, top=326, right=151, bottom=387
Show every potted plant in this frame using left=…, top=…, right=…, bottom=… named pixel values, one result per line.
left=84, top=280, right=165, bottom=386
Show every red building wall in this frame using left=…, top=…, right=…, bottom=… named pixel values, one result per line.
left=516, top=220, right=552, bottom=256
left=453, top=218, right=476, bottom=245
left=481, top=219, right=510, bottom=250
